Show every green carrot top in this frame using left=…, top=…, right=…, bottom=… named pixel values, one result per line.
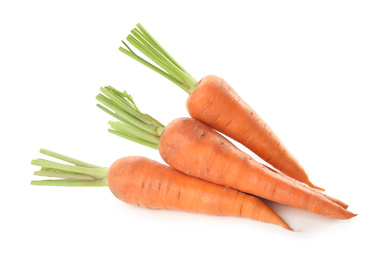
left=31, top=148, right=109, bottom=187
left=96, top=86, right=166, bottom=150
left=119, top=23, right=198, bottom=95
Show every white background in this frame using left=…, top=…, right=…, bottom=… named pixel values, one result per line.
left=1, top=1, right=390, bottom=259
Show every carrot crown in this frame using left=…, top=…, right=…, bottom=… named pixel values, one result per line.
left=96, top=86, right=165, bottom=150
left=31, top=149, right=109, bottom=187
left=119, top=23, right=198, bottom=95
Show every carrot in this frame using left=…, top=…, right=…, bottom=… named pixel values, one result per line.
left=118, top=23, right=322, bottom=190
left=96, top=87, right=356, bottom=219
left=31, top=149, right=292, bottom=230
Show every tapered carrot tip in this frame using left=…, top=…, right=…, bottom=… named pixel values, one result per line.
left=308, top=181, right=325, bottom=191
left=283, top=223, right=294, bottom=231
left=271, top=214, right=294, bottom=231
left=267, top=214, right=293, bottom=231
left=347, top=211, right=358, bottom=219
left=270, top=218, right=293, bottom=231
left=336, top=200, right=349, bottom=209
left=336, top=208, right=357, bottom=220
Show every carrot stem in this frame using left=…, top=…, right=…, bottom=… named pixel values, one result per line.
left=120, top=23, right=198, bottom=94
left=31, top=179, right=108, bottom=187
left=97, top=95, right=155, bottom=134
left=39, top=148, right=101, bottom=168
left=108, top=121, right=159, bottom=149
left=119, top=46, right=184, bottom=89
left=135, top=24, right=187, bottom=73
left=31, top=159, right=108, bottom=179
left=96, top=86, right=164, bottom=148
left=34, top=170, right=97, bottom=181
left=31, top=149, right=109, bottom=187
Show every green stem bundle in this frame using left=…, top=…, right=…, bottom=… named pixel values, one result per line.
left=31, top=149, right=109, bottom=187
left=119, top=23, right=198, bottom=94
left=96, top=86, right=165, bottom=150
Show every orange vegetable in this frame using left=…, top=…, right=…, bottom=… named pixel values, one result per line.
left=160, top=118, right=354, bottom=219
left=97, top=87, right=356, bottom=220
left=119, top=23, right=322, bottom=190
left=31, top=149, right=292, bottom=230
left=187, top=75, right=321, bottom=190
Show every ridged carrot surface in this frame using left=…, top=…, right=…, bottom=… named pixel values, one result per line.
left=109, top=156, right=292, bottom=230
left=158, top=118, right=355, bottom=219
left=186, top=75, right=320, bottom=189
left=97, top=86, right=355, bottom=220
left=30, top=149, right=292, bottom=230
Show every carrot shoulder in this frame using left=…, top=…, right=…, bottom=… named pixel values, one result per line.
left=31, top=149, right=292, bottom=230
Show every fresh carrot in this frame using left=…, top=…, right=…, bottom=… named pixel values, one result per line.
left=31, top=149, right=292, bottom=230
left=118, top=23, right=322, bottom=190
left=96, top=86, right=355, bottom=219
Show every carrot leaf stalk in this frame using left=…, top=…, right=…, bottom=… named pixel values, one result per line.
left=96, top=86, right=165, bottom=149
left=119, top=23, right=198, bottom=94
left=31, top=148, right=109, bottom=187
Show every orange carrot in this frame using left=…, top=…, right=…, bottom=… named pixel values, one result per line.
left=160, top=118, right=354, bottom=219
left=187, top=75, right=321, bottom=190
left=119, top=24, right=322, bottom=190
left=96, top=87, right=355, bottom=220
left=31, top=149, right=292, bottom=230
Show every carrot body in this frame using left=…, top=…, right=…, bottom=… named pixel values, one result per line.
left=159, top=118, right=355, bottom=219
left=108, top=156, right=292, bottom=230
left=186, top=75, right=321, bottom=190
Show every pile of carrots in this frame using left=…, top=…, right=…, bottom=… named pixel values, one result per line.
left=31, top=23, right=356, bottom=231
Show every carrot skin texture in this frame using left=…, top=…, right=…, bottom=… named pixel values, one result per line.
left=186, top=75, right=322, bottom=190
left=159, top=118, right=355, bottom=219
left=263, top=164, right=348, bottom=209
left=108, top=156, right=292, bottom=230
